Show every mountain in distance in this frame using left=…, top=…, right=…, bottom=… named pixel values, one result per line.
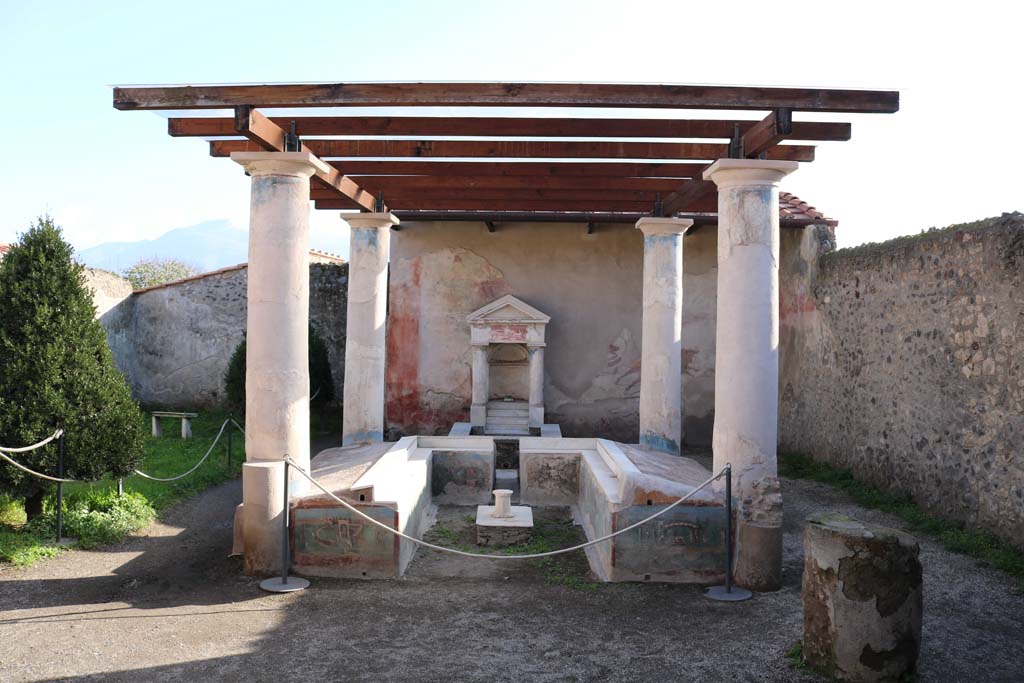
left=77, top=220, right=348, bottom=274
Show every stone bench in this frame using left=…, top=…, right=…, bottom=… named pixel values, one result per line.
left=151, top=411, right=198, bottom=439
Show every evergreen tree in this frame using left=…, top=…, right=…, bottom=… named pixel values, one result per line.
left=224, top=324, right=335, bottom=411
left=0, top=217, right=145, bottom=519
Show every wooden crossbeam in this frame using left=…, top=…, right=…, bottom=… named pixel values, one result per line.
left=317, top=198, right=655, bottom=212
left=211, top=139, right=815, bottom=162
left=742, top=108, right=794, bottom=158
left=115, top=82, right=899, bottom=113
left=390, top=210, right=834, bottom=227
left=319, top=175, right=690, bottom=192
left=169, top=115, right=851, bottom=141
left=659, top=107, right=803, bottom=216
left=312, top=188, right=667, bottom=202
left=324, top=161, right=705, bottom=177
left=233, top=107, right=379, bottom=212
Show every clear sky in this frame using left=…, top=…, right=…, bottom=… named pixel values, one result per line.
left=0, top=0, right=1019, bottom=256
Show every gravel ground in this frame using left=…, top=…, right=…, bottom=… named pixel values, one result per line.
left=1, top=470, right=1022, bottom=682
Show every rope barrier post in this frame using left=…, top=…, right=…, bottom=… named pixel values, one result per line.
left=705, top=464, right=752, bottom=602
left=226, top=415, right=233, bottom=471
left=55, top=429, right=64, bottom=545
left=117, top=478, right=123, bottom=497
left=260, top=457, right=309, bottom=593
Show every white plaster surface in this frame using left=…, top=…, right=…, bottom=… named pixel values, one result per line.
left=635, top=218, right=692, bottom=455
left=342, top=213, right=397, bottom=445
left=705, top=159, right=797, bottom=590
left=232, top=153, right=321, bottom=485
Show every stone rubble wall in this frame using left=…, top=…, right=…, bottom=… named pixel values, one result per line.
left=779, top=214, right=1024, bottom=546
left=96, top=263, right=347, bottom=409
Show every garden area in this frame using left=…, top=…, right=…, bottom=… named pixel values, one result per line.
left=0, top=410, right=244, bottom=566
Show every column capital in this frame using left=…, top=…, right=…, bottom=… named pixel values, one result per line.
left=345, top=212, right=401, bottom=230
left=703, top=159, right=798, bottom=189
left=635, top=216, right=694, bottom=237
left=231, top=151, right=328, bottom=178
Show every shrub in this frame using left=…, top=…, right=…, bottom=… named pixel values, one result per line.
left=224, top=324, right=335, bottom=410
left=122, top=257, right=198, bottom=289
left=0, top=217, right=146, bottom=519
left=26, top=490, right=155, bottom=549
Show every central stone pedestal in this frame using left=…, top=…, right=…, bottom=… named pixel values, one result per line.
left=476, top=505, right=534, bottom=546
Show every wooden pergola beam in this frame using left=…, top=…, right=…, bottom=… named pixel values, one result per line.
left=169, top=115, right=851, bottom=141
left=233, top=106, right=380, bottom=212
left=661, top=108, right=792, bottom=215
left=210, top=138, right=815, bottom=162
left=115, top=82, right=899, bottom=113
left=312, top=188, right=670, bottom=202
left=324, top=161, right=705, bottom=178
left=318, top=198, right=656, bottom=212
left=389, top=210, right=836, bottom=227
left=318, top=175, right=691, bottom=192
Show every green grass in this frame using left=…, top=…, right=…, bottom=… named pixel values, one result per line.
left=0, top=409, right=245, bottom=566
left=779, top=453, right=1024, bottom=585
left=426, top=514, right=600, bottom=590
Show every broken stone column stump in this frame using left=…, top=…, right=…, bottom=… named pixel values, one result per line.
left=802, top=513, right=923, bottom=682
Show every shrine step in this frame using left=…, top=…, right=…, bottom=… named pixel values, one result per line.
left=486, top=416, right=530, bottom=426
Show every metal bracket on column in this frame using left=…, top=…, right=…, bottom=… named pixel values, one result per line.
left=373, top=192, right=387, bottom=213
left=485, top=221, right=497, bottom=233
left=652, top=192, right=664, bottom=217
left=728, top=124, right=744, bottom=159
left=284, top=121, right=302, bottom=153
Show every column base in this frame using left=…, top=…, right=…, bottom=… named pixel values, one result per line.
left=528, top=404, right=544, bottom=429
left=242, top=461, right=285, bottom=576
left=734, top=520, right=783, bottom=591
left=470, top=404, right=487, bottom=428
left=639, top=431, right=680, bottom=456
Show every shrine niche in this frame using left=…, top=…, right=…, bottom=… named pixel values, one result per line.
left=466, top=295, right=550, bottom=432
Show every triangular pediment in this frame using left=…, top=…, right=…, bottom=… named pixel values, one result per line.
left=467, top=295, right=550, bottom=324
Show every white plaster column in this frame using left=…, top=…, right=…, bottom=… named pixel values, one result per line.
left=635, top=217, right=693, bottom=455
left=470, top=344, right=489, bottom=428
left=704, top=158, right=798, bottom=591
left=342, top=212, right=399, bottom=446
left=231, top=151, right=326, bottom=574
left=527, top=344, right=545, bottom=428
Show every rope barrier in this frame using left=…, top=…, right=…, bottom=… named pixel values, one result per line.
left=132, top=419, right=231, bottom=482
left=286, top=455, right=727, bottom=561
left=0, top=429, right=63, bottom=453
left=0, top=430, right=76, bottom=483
left=0, top=419, right=244, bottom=485
left=231, top=419, right=246, bottom=435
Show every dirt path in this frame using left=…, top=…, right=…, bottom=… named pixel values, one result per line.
left=1, top=474, right=1022, bottom=682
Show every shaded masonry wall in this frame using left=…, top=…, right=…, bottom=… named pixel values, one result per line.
left=385, top=221, right=817, bottom=443
left=86, top=263, right=348, bottom=408
left=779, top=213, right=1024, bottom=546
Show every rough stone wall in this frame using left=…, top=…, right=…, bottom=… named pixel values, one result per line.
left=780, top=214, right=1024, bottom=545
left=101, top=263, right=347, bottom=408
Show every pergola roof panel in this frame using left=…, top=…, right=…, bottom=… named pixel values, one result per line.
left=115, top=81, right=897, bottom=220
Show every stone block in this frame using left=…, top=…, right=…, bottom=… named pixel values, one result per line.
left=476, top=505, right=533, bottom=546
left=802, top=513, right=922, bottom=682
left=520, top=452, right=580, bottom=505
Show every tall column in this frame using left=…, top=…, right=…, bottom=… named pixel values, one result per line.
left=635, top=217, right=693, bottom=455
left=342, top=212, right=399, bottom=446
left=470, top=344, right=489, bottom=427
left=704, top=158, right=798, bottom=591
left=231, top=151, right=326, bottom=574
left=527, top=345, right=545, bottom=428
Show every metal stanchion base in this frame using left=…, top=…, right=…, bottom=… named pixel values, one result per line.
left=259, top=577, right=309, bottom=593
left=704, top=585, right=753, bottom=602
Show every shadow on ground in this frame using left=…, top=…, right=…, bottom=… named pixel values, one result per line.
left=2, top=450, right=1023, bottom=682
